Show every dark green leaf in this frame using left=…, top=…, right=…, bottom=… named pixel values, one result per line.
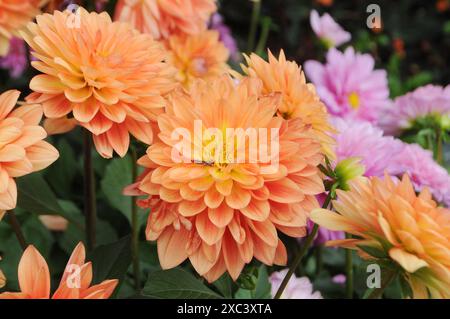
left=142, top=268, right=222, bottom=299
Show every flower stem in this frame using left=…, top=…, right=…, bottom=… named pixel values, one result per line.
left=83, top=129, right=97, bottom=251
left=436, top=129, right=444, bottom=165
left=274, top=192, right=333, bottom=299
left=365, top=269, right=398, bottom=299
left=345, top=235, right=354, bottom=299
left=8, top=210, right=27, bottom=251
left=255, top=17, right=271, bottom=56
left=247, top=0, right=261, bottom=53
left=130, top=147, right=141, bottom=292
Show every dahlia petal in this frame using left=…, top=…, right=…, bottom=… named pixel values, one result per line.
left=310, top=208, right=356, bottom=232
left=106, top=124, right=130, bottom=158
left=157, top=227, right=189, bottom=269
left=100, top=103, right=127, bottom=123
left=208, top=202, right=234, bottom=227
left=125, top=118, right=153, bottom=145
left=25, top=141, right=59, bottom=172
left=92, top=133, right=113, bottom=159
left=64, top=86, right=93, bottom=103
left=18, top=245, right=51, bottom=299
left=248, top=219, right=278, bottom=247
left=41, top=95, right=72, bottom=118
left=44, top=117, right=77, bottom=135
left=196, top=212, right=224, bottom=245
left=9, top=104, right=43, bottom=126
left=266, top=178, right=304, bottom=203
left=222, top=231, right=245, bottom=281
left=73, top=100, right=100, bottom=123
left=273, top=239, right=288, bottom=265
left=204, top=187, right=224, bottom=209
left=178, top=198, right=206, bottom=217
left=0, top=90, right=20, bottom=120
left=240, top=199, right=270, bottom=221
left=30, top=75, right=64, bottom=94
left=0, top=178, right=17, bottom=210
left=389, top=248, right=429, bottom=273
left=0, top=144, right=26, bottom=162
left=225, top=185, right=251, bottom=209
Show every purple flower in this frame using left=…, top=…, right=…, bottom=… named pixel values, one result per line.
left=210, top=13, right=240, bottom=62
left=390, top=143, right=450, bottom=207
left=333, top=118, right=405, bottom=178
left=269, top=270, right=323, bottom=299
left=304, top=47, right=390, bottom=123
left=332, top=274, right=346, bottom=285
left=0, top=38, right=27, bottom=78
left=379, top=84, right=450, bottom=136
left=310, top=10, right=351, bottom=48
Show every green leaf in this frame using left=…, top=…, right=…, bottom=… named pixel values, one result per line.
left=254, top=265, right=271, bottom=299
left=142, top=268, right=222, bottom=299
left=357, top=245, right=388, bottom=259
left=88, top=236, right=132, bottom=285
left=16, top=173, right=64, bottom=215
left=212, top=273, right=233, bottom=298
left=100, top=156, right=147, bottom=227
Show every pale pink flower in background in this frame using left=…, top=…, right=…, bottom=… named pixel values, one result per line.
left=0, top=38, right=27, bottom=78
left=332, top=274, right=346, bottom=285
left=310, top=10, right=351, bottom=47
left=210, top=13, right=240, bottom=62
left=39, top=215, right=68, bottom=231
left=391, top=143, right=450, bottom=207
left=270, top=270, right=323, bottom=299
left=304, top=47, right=389, bottom=123
left=379, top=84, right=450, bottom=135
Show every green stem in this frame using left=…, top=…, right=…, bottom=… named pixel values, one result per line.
left=130, top=147, right=141, bottom=292
left=345, top=235, right=354, bottom=299
left=247, top=0, right=261, bottom=53
left=83, top=129, right=97, bottom=251
left=8, top=210, right=27, bottom=251
left=255, top=17, right=271, bottom=56
left=436, top=129, right=443, bottom=165
left=365, top=270, right=398, bottom=299
left=274, top=192, right=333, bottom=299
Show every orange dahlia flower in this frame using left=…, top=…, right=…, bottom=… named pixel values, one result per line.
left=114, top=0, right=217, bottom=40
left=167, top=30, right=230, bottom=88
left=311, top=174, right=450, bottom=299
left=0, top=90, right=59, bottom=216
left=23, top=8, right=176, bottom=158
left=0, top=243, right=118, bottom=299
left=0, top=0, right=44, bottom=56
left=127, top=76, right=327, bottom=282
left=240, top=50, right=335, bottom=158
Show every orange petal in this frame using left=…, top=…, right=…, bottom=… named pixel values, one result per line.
left=18, top=245, right=51, bottom=299
left=157, top=227, right=189, bottom=269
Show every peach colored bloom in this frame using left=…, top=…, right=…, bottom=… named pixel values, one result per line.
left=0, top=90, right=59, bottom=216
left=240, top=50, right=336, bottom=159
left=39, top=215, right=68, bottom=231
left=127, top=76, right=327, bottom=282
left=23, top=8, right=176, bottom=158
left=0, top=0, right=44, bottom=56
left=0, top=243, right=118, bottom=299
left=114, top=0, right=216, bottom=40
left=311, top=174, right=450, bottom=299
left=167, top=30, right=230, bottom=88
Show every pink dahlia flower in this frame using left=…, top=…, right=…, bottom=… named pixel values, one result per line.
left=304, top=47, right=390, bottom=123
left=391, top=143, right=450, bottom=207
left=379, top=84, right=450, bottom=136
left=334, top=118, right=405, bottom=177
left=310, top=10, right=351, bottom=48
left=270, top=270, right=323, bottom=299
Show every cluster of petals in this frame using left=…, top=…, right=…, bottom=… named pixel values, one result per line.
left=379, top=84, right=450, bottom=135
left=240, top=50, right=336, bottom=159
left=0, top=0, right=43, bottom=56
left=114, top=0, right=217, bottom=40
left=166, top=30, right=230, bottom=88
left=0, top=90, right=59, bottom=217
left=311, top=174, right=450, bottom=298
left=23, top=8, right=176, bottom=158
left=126, top=76, right=327, bottom=282
left=0, top=243, right=118, bottom=299
left=304, top=47, right=390, bottom=124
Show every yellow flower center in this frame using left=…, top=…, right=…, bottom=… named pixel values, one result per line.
left=348, top=92, right=360, bottom=110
